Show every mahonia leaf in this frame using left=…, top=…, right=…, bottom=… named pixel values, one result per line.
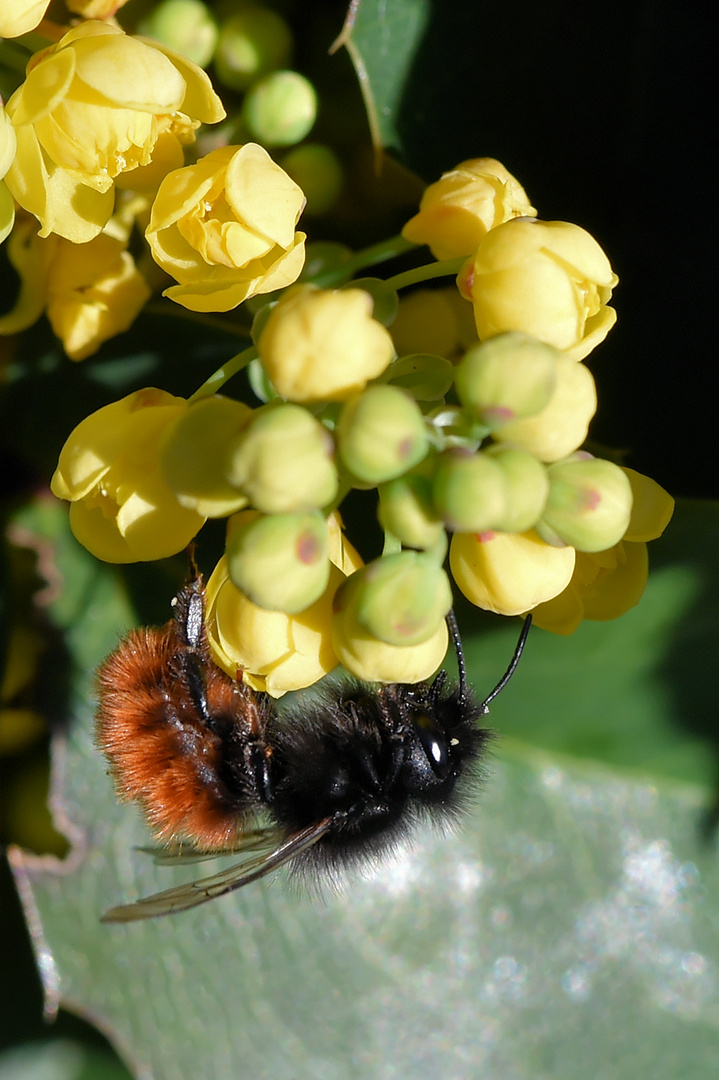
left=9, top=498, right=719, bottom=1078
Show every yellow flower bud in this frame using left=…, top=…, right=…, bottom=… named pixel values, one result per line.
left=225, top=509, right=330, bottom=613
left=0, top=219, right=150, bottom=361
left=5, top=21, right=225, bottom=242
left=214, top=7, right=293, bottom=92
left=205, top=511, right=362, bottom=695
left=351, top=552, right=453, bottom=647
left=622, top=468, right=675, bottom=543
left=139, top=0, right=218, bottom=68
left=402, top=158, right=536, bottom=260
left=0, top=106, right=16, bottom=244
left=390, top=288, right=464, bottom=358
left=337, top=385, right=429, bottom=484
left=378, top=473, right=444, bottom=550
left=486, top=446, right=549, bottom=533
left=493, top=355, right=597, bottom=462
left=432, top=449, right=507, bottom=533
left=0, top=0, right=50, bottom=38
left=161, top=395, right=253, bottom=517
left=50, top=388, right=205, bottom=562
left=258, top=285, right=395, bottom=403
left=467, top=218, right=618, bottom=361
left=450, top=529, right=576, bottom=615
left=537, top=455, right=633, bottom=552
left=226, top=402, right=338, bottom=513
left=243, top=70, right=317, bottom=147
left=455, top=333, right=560, bottom=429
left=146, top=143, right=306, bottom=312
left=332, top=570, right=449, bottom=684
left=281, top=144, right=343, bottom=216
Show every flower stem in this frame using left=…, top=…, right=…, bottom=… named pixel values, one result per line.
left=189, top=345, right=258, bottom=402
left=311, top=235, right=417, bottom=288
left=385, top=256, right=465, bottom=293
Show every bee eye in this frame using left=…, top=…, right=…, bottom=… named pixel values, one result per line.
left=414, top=714, right=450, bottom=776
left=400, top=712, right=452, bottom=794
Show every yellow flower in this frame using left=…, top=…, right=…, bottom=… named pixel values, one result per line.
left=0, top=0, right=50, bottom=38
left=0, top=217, right=150, bottom=360
left=51, top=388, right=205, bottom=562
left=205, top=512, right=363, bottom=696
left=531, top=469, right=675, bottom=633
left=464, top=218, right=618, bottom=361
left=146, top=142, right=306, bottom=312
left=449, top=529, right=576, bottom=616
left=402, top=158, right=536, bottom=260
left=4, top=21, right=224, bottom=243
left=0, top=105, right=16, bottom=244
left=258, top=285, right=395, bottom=403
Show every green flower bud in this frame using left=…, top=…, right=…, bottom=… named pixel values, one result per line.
left=382, top=353, right=455, bottom=402
left=281, top=144, right=343, bottom=216
left=243, top=70, right=317, bottom=147
left=486, top=446, right=549, bottom=533
left=348, top=552, right=452, bottom=647
left=536, top=455, right=633, bottom=552
left=432, top=448, right=507, bottom=533
left=161, top=395, right=252, bottom=517
left=226, top=510, right=330, bottom=613
left=454, top=333, right=560, bottom=429
left=378, top=473, right=444, bottom=550
left=139, top=0, right=218, bottom=67
left=226, top=402, right=338, bottom=513
left=337, top=385, right=429, bottom=484
left=214, top=7, right=293, bottom=91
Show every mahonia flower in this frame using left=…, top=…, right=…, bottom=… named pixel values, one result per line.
left=461, top=218, right=618, bottom=361
left=402, top=158, right=536, bottom=260
left=0, top=217, right=150, bottom=360
left=4, top=21, right=225, bottom=243
left=50, top=388, right=205, bottom=562
left=0, top=0, right=51, bottom=37
left=531, top=469, right=675, bottom=633
left=257, top=284, right=395, bottom=402
left=449, top=529, right=577, bottom=616
left=145, top=142, right=306, bottom=311
left=0, top=105, right=16, bottom=244
left=205, top=512, right=363, bottom=696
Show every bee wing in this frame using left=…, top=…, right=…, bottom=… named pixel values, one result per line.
left=137, top=827, right=281, bottom=866
left=101, top=817, right=333, bottom=922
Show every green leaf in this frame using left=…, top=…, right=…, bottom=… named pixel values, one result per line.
left=337, top=0, right=431, bottom=152
left=8, top=497, right=719, bottom=1078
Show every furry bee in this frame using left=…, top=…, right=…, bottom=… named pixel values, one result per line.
left=96, top=573, right=530, bottom=921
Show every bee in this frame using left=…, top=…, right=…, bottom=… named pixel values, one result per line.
left=96, top=572, right=531, bottom=921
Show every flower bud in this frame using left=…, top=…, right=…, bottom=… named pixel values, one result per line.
left=378, top=473, right=444, bottom=550
left=493, top=355, right=596, bottom=462
left=450, top=529, right=576, bottom=616
left=281, top=144, right=343, bottom=215
left=402, top=158, right=536, bottom=260
left=350, top=552, right=452, bottom=647
left=243, top=70, right=317, bottom=147
left=622, top=468, right=675, bottom=543
left=332, top=571, right=448, bottom=683
left=258, top=285, right=395, bottom=402
left=337, top=385, right=429, bottom=484
left=214, top=7, right=293, bottom=91
left=225, top=402, right=337, bottom=513
left=467, top=218, right=618, bottom=361
left=225, top=509, right=330, bottom=613
left=382, top=353, right=454, bottom=402
left=486, top=446, right=549, bottom=532
left=161, top=395, right=253, bottom=517
left=432, top=449, right=507, bottom=533
left=455, top=333, right=560, bottom=428
left=536, top=455, right=633, bottom=552
left=139, top=0, right=218, bottom=67
left=390, top=288, right=463, bottom=358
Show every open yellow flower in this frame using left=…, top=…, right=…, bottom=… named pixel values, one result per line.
left=0, top=106, right=16, bottom=244
left=0, top=217, right=150, bottom=360
left=51, top=388, right=205, bottom=562
left=0, top=0, right=51, bottom=38
left=4, top=21, right=224, bottom=242
left=464, top=218, right=618, bottom=361
left=146, top=142, right=306, bottom=311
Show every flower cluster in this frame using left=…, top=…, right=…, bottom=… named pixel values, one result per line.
left=3, top=3, right=672, bottom=695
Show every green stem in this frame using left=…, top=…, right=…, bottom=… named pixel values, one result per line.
left=385, top=256, right=466, bottom=293
left=312, top=235, right=417, bottom=288
left=189, top=345, right=258, bottom=402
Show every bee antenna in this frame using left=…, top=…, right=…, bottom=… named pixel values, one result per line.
left=480, top=615, right=533, bottom=713
left=445, top=609, right=468, bottom=701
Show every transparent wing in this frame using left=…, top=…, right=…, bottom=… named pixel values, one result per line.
left=101, top=818, right=333, bottom=922
left=137, top=826, right=281, bottom=866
